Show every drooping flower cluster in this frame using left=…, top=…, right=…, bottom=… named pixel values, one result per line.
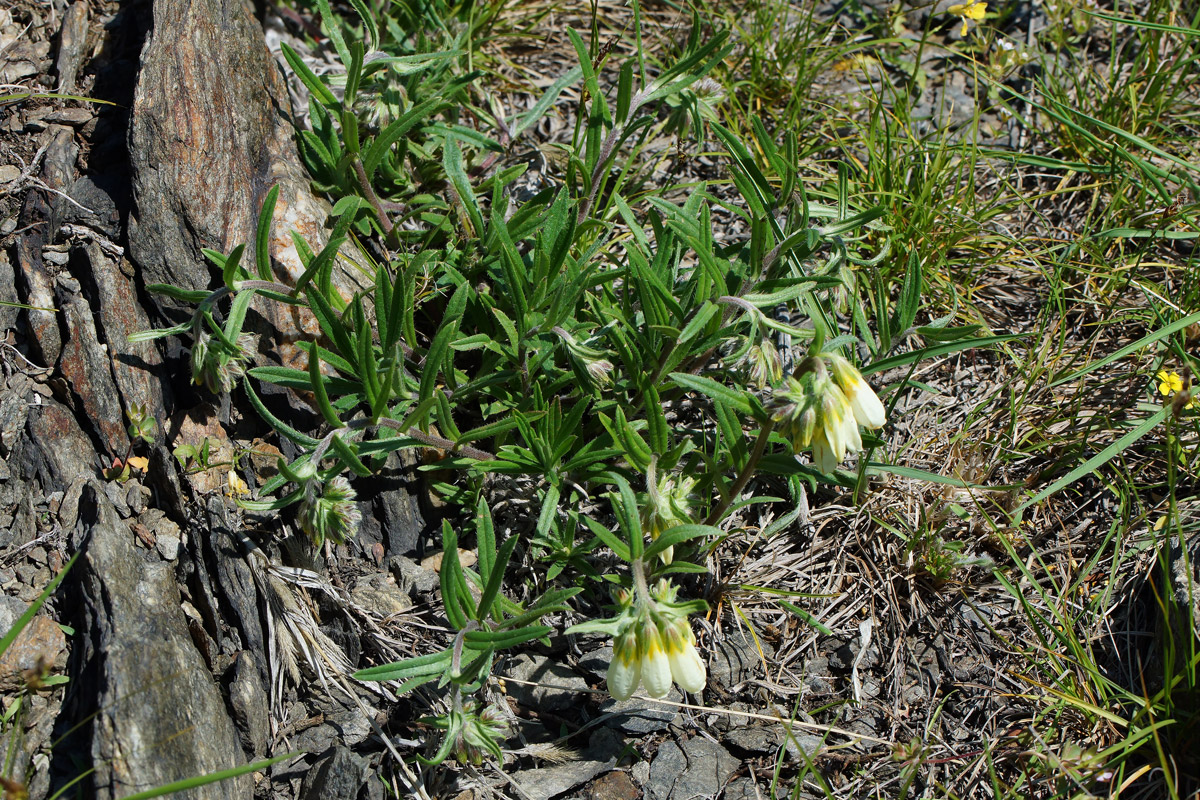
left=642, top=473, right=698, bottom=564
left=606, top=581, right=706, bottom=700
left=768, top=351, right=886, bottom=473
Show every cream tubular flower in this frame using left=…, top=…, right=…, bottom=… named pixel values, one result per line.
left=607, top=628, right=641, bottom=701
left=828, top=353, right=887, bottom=430
left=663, top=618, right=706, bottom=694
left=638, top=620, right=673, bottom=698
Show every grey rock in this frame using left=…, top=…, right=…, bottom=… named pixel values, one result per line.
left=57, top=288, right=127, bottom=454
left=389, top=555, right=438, bottom=597
left=71, top=482, right=248, bottom=798
left=155, top=530, right=182, bottom=561
left=101, top=478, right=131, bottom=518
left=600, top=692, right=681, bottom=735
left=350, top=572, right=412, bottom=617
left=0, top=250, right=19, bottom=332
left=14, top=191, right=61, bottom=366
left=722, top=777, right=768, bottom=800
left=299, top=746, right=370, bottom=800
left=229, top=651, right=270, bottom=757
left=63, top=177, right=123, bottom=239
left=53, top=0, right=89, bottom=93
left=21, top=399, right=96, bottom=493
left=204, top=499, right=267, bottom=678
left=126, top=0, right=370, bottom=391
left=784, top=731, right=826, bottom=762
left=504, top=653, right=590, bottom=713
left=41, top=247, right=70, bottom=266
left=724, top=724, right=784, bottom=755
left=0, top=594, right=29, bottom=636
left=709, top=635, right=771, bottom=690
left=87, top=243, right=169, bottom=435
left=139, top=508, right=182, bottom=561
left=509, top=727, right=624, bottom=800
left=647, top=737, right=738, bottom=800
left=376, top=450, right=425, bottom=557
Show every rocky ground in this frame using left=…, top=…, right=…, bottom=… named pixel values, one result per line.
left=1, top=0, right=1193, bottom=799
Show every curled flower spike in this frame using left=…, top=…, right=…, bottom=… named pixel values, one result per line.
left=191, top=330, right=257, bottom=394
left=768, top=352, right=886, bottom=473
left=643, top=473, right=698, bottom=564
left=298, top=475, right=362, bottom=546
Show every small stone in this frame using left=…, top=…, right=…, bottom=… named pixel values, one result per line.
left=722, top=777, right=767, bottom=800
left=509, top=728, right=624, bottom=799
left=156, top=531, right=182, bottom=561
left=26, top=546, right=47, bottom=566
left=40, top=108, right=94, bottom=126
left=647, top=737, right=738, bottom=800
left=126, top=482, right=151, bottom=515
left=504, top=653, right=590, bottom=713
left=724, top=725, right=783, bottom=755
left=784, top=732, right=828, bottom=762
left=0, top=594, right=28, bottom=633
left=229, top=652, right=270, bottom=756
left=388, top=555, right=437, bottom=596
left=14, top=562, right=49, bottom=588
left=709, top=635, right=771, bottom=689
left=0, top=615, right=67, bottom=690
left=0, top=165, right=20, bottom=184
left=420, top=547, right=476, bottom=572
left=41, top=247, right=70, bottom=266
left=299, top=745, right=369, bottom=800
left=587, top=770, right=640, bottom=800
left=55, top=271, right=80, bottom=293
left=349, top=572, right=412, bottom=617
left=0, top=217, right=15, bottom=235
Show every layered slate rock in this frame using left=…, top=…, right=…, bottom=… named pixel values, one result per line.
left=126, top=0, right=370, bottom=359
left=71, top=482, right=248, bottom=799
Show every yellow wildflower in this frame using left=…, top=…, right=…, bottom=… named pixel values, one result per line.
left=1156, top=369, right=1195, bottom=410
left=948, top=0, right=987, bottom=36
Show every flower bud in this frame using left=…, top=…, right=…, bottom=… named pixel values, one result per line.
left=298, top=475, right=362, bottom=546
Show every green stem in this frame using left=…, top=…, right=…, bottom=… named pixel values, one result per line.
left=631, top=555, right=651, bottom=608
left=705, top=420, right=775, bottom=526
left=352, top=157, right=396, bottom=248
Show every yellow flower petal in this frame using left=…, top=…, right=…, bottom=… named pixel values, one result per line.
left=1157, top=369, right=1183, bottom=395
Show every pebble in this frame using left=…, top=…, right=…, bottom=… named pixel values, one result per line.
left=0, top=165, right=20, bottom=184
left=503, top=653, right=590, bottom=713
left=0, top=615, right=66, bottom=690
left=647, top=737, right=738, bottom=800
left=41, top=247, right=70, bottom=266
